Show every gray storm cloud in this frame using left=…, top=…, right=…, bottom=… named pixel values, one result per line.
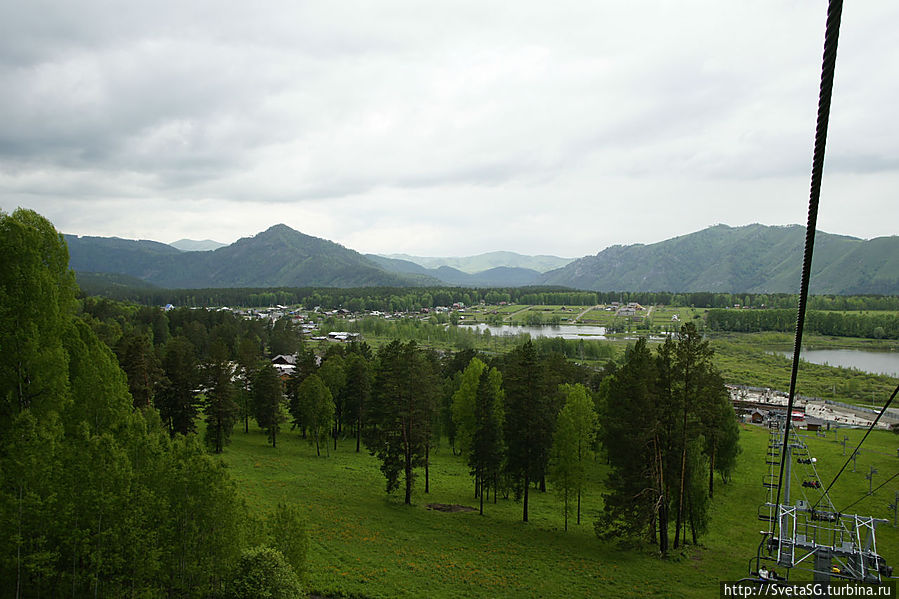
left=1, top=0, right=896, bottom=255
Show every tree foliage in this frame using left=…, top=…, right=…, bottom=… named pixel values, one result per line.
left=469, top=366, right=504, bottom=515
left=227, top=545, right=303, bottom=599
left=596, top=325, right=739, bottom=553
left=551, top=383, right=597, bottom=530
left=364, top=340, right=438, bottom=504
left=253, top=363, right=287, bottom=448
left=501, top=340, right=557, bottom=522
left=0, top=209, right=250, bottom=597
left=292, top=374, right=335, bottom=456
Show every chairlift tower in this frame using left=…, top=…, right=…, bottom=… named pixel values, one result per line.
left=752, top=417, right=892, bottom=583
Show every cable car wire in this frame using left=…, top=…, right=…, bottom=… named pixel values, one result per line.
left=772, top=0, right=843, bottom=541
left=812, top=382, right=898, bottom=510
left=838, top=472, right=899, bottom=514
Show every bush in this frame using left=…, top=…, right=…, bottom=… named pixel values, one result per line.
left=227, top=546, right=303, bottom=599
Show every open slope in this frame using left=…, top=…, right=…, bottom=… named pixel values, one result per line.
left=222, top=424, right=898, bottom=598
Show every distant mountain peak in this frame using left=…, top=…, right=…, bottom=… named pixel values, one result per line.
left=262, top=223, right=296, bottom=234
left=170, top=238, right=227, bottom=252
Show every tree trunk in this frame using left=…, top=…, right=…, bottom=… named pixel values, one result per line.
left=656, top=438, right=669, bottom=554
left=425, top=443, right=430, bottom=494
left=675, top=387, right=689, bottom=549
left=689, top=495, right=697, bottom=545
left=479, top=471, right=484, bottom=515
left=356, top=417, right=361, bottom=453
left=523, top=473, right=530, bottom=522
left=16, top=485, right=22, bottom=599
left=404, top=445, right=413, bottom=505
left=659, top=496, right=669, bottom=554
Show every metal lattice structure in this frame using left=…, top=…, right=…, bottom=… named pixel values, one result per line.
left=752, top=416, right=891, bottom=583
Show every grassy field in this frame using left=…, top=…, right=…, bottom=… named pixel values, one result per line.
left=220, top=422, right=898, bottom=598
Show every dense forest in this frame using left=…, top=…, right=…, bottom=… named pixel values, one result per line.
left=3, top=209, right=743, bottom=596
left=707, top=308, right=899, bottom=339
left=73, top=276, right=899, bottom=313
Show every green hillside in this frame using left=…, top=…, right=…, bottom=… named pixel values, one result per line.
left=540, top=224, right=899, bottom=294
left=67, top=224, right=437, bottom=289
left=222, top=424, right=899, bottom=598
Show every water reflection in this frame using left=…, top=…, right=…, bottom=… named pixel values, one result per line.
left=775, top=348, right=899, bottom=378
left=461, top=323, right=607, bottom=340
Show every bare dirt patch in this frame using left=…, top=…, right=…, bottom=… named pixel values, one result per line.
left=426, top=503, right=477, bottom=513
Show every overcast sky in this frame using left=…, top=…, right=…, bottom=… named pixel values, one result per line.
left=1, top=1, right=896, bottom=257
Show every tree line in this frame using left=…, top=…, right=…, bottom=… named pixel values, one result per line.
left=76, top=276, right=899, bottom=313
left=707, top=308, right=899, bottom=339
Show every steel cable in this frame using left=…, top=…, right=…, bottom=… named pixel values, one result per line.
left=812, top=382, right=899, bottom=510
left=772, top=0, right=843, bottom=542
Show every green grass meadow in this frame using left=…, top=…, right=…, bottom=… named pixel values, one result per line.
left=220, top=422, right=898, bottom=598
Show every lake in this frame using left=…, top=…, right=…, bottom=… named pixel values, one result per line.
left=461, top=323, right=608, bottom=340
left=775, top=348, right=899, bottom=378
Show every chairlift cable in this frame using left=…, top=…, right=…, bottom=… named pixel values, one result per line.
left=811, top=382, right=899, bottom=510
left=837, top=471, right=899, bottom=514
left=772, top=0, right=843, bottom=541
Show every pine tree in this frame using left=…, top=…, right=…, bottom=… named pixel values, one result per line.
left=502, top=341, right=554, bottom=522
left=116, top=332, right=163, bottom=409
left=157, top=336, right=200, bottom=436
left=596, top=338, right=659, bottom=539
left=204, top=340, right=239, bottom=453
left=364, top=341, right=437, bottom=504
left=469, top=367, right=504, bottom=515
left=343, top=353, right=371, bottom=453
left=253, top=364, right=287, bottom=448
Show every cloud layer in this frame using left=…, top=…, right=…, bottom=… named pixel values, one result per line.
left=1, top=1, right=897, bottom=256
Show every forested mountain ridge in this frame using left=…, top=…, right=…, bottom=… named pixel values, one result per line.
left=67, top=224, right=441, bottom=289
left=65, top=223, right=899, bottom=293
left=538, top=224, right=899, bottom=294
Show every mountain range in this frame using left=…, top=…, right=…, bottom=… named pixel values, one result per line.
left=541, top=224, right=899, bottom=295
left=169, top=238, right=228, bottom=252
left=380, top=252, right=572, bottom=274
left=64, top=223, right=899, bottom=294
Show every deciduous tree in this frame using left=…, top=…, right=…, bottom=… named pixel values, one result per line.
left=551, top=383, right=597, bottom=529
